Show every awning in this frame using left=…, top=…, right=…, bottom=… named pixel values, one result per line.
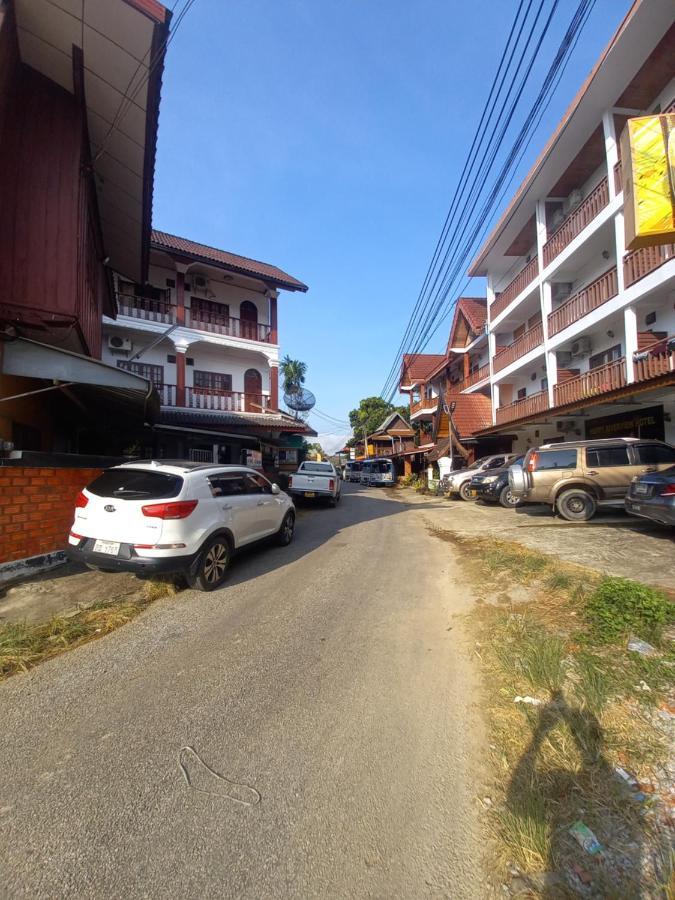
left=1, top=336, right=158, bottom=424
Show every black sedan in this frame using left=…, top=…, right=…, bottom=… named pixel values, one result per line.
left=469, top=455, right=525, bottom=508
left=625, top=465, right=675, bottom=527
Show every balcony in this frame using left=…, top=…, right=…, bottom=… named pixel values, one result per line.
left=160, top=385, right=270, bottom=413
left=553, top=358, right=626, bottom=407
left=493, top=321, right=544, bottom=373
left=496, top=390, right=549, bottom=425
left=547, top=267, right=618, bottom=337
left=633, top=336, right=675, bottom=383
left=116, top=295, right=273, bottom=343
left=410, top=395, right=438, bottom=417
left=623, top=243, right=675, bottom=289
left=491, top=257, right=539, bottom=319
left=543, top=176, right=610, bottom=266
left=460, top=363, right=490, bottom=390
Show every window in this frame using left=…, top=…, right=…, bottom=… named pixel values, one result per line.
left=517, top=388, right=527, bottom=400
left=301, top=463, right=334, bottom=473
left=513, top=324, right=526, bottom=340
left=634, top=444, right=675, bottom=465
left=541, top=377, right=548, bottom=392
left=245, top=473, right=272, bottom=494
left=117, top=361, right=163, bottom=387
left=118, top=280, right=167, bottom=302
left=193, top=371, right=232, bottom=392
left=589, top=344, right=621, bottom=370
left=485, top=456, right=507, bottom=469
left=536, top=449, right=577, bottom=470
left=278, top=449, right=298, bottom=464
left=208, top=473, right=247, bottom=497
left=586, top=446, right=630, bottom=467
left=87, top=469, right=182, bottom=500
left=191, top=297, right=229, bottom=324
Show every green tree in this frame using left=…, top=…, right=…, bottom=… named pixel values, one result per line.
left=348, top=397, right=409, bottom=442
left=280, top=356, right=307, bottom=394
left=303, top=441, right=325, bottom=459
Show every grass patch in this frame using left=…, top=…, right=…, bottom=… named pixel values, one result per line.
left=0, top=577, right=179, bottom=680
left=584, top=576, right=674, bottom=645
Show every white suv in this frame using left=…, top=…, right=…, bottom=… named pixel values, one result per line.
left=67, top=462, right=296, bottom=591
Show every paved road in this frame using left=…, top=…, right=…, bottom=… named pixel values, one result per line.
left=1, top=485, right=485, bottom=899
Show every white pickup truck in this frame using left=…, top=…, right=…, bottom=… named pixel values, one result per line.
left=287, top=461, right=342, bottom=506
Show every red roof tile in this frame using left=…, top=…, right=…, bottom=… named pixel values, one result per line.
left=446, top=390, right=493, bottom=437
left=400, top=353, right=446, bottom=386
left=457, top=297, right=487, bottom=333
left=151, top=230, right=308, bottom=292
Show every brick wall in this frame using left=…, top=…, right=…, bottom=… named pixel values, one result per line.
left=0, top=467, right=102, bottom=564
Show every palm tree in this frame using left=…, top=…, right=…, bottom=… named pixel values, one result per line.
left=280, top=356, right=307, bottom=395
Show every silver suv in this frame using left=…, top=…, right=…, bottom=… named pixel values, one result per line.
left=447, top=453, right=517, bottom=501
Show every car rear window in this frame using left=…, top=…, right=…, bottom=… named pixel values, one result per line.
left=536, top=449, right=577, bottom=470
left=87, top=469, right=183, bottom=500
left=633, top=444, right=675, bottom=465
left=586, top=446, right=630, bottom=467
left=301, top=463, right=333, bottom=473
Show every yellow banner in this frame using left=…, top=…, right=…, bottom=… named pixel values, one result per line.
left=621, top=114, right=675, bottom=250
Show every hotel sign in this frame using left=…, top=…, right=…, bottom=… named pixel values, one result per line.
left=621, top=114, right=675, bottom=250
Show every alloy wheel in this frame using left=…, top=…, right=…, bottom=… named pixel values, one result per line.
left=203, top=543, right=228, bottom=584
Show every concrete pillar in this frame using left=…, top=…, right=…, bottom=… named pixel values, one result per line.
left=546, top=349, right=557, bottom=408
left=602, top=109, right=618, bottom=201
left=269, top=292, right=278, bottom=344
left=174, top=343, right=189, bottom=407
left=614, top=209, right=626, bottom=294
left=270, top=361, right=279, bottom=411
left=175, top=270, right=186, bottom=326
left=624, top=306, right=638, bottom=383
left=491, top=381, right=500, bottom=426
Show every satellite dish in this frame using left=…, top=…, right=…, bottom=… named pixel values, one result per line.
left=283, top=387, right=316, bottom=413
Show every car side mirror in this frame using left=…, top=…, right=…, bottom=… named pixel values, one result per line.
left=271, top=483, right=281, bottom=495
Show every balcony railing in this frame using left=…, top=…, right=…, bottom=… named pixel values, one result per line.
left=460, top=363, right=490, bottom=390
left=543, top=176, right=610, bottom=266
left=491, top=257, right=539, bottom=319
left=160, top=385, right=270, bottom=413
left=633, top=336, right=675, bottom=383
left=548, top=267, right=618, bottom=337
left=410, top=395, right=438, bottom=416
left=493, top=321, right=544, bottom=373
left=496, top=390, right=549, bottom=425
left=613, top=160, right=622, bottom=195
left=553, top=358, right=626, bottom=407
left=116, top=295, right=273, bottom=343
left=623, top=243, right=675, bottom=289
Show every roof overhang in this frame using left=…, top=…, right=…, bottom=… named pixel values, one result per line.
left=468, top=0, right=674, bottom=277
left=13, top=0, right=171, bottom=284
left=1, top=336, right=159, bottom=423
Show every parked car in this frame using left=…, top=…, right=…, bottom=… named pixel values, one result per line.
left=625, top=464, right=675, bottom=527
left=469, top=455, right=525, bottom=508
left=508, top=438, right=675, bottom=522
left=287, top=460, right=342, bottom=506
left=67, top=461, right=296, bottom=591
left=446, top=453, right=518, bottom=501
left=344, top=461, right=362, bottom=482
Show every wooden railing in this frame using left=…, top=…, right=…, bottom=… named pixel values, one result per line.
left=633, top=336, right=675, bottom=383
left=493, top=321, right=544, bottom=373
left=548, top=267, right=618, bottom=337
left=613, top=160, right=622, bottom=195
left=460, top=363, right=490, bottom=390
left=117, top=293, right=173, bottom=323
left=623, top=243, right=675, bottom=288
left=410, top=395, right=438, bottom=416
left=496, top=390, right=549, bottom=425
left=553, top=358, right=626, bottom=407
left=116, top=295, right=273, bottom=343
left=160, top=385, right=269, bottom=412
left=543, top=176, right=610, bottom=266
left=491, top=257, right=539, bottom=319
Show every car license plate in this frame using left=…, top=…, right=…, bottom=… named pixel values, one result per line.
left=304, top=492, right=316, bottom=498
left=634, top=483, right=648, bottom=495
left=469, top=489, right=477, bottom=497
left=93, top=539, right=120, bottom=556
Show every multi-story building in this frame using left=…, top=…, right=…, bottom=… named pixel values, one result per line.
left=467, top=1, right=674, bottom=452
left=102, top=230, right=314, bottom=466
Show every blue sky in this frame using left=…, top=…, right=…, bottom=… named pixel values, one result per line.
left=153, top=0, right=630, bottom=451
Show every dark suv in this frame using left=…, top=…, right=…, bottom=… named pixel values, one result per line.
left=470, top=455, right=525, bottom=508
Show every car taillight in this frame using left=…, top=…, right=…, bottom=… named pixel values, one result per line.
left=329, top=479, right=335, bottom=490
left=141, top=500, right=198, bottom=519
left=75, top=491, right=89, bottom=508
left=288, top=476, right=293, bottom=487
left=527, top=452, right=539, bottom=473
left=661, top=484, right=675, bottom=496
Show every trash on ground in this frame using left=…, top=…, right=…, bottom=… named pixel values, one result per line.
left=572, top=864, right=593, bottom=885
left=178, top=746, right=261, bottom=806
left=634, top=680, right=651, bottom=692
left=627, top=636, right=658, bottom=656
left=513, top=695, right=542, bottom=706
left=569, top=821, right=603, bottom=855
left=614, top=766, right=638, bottom=789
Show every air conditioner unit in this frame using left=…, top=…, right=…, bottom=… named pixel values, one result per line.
left=570, top=337, right=592, bottom=358
left=564, top=189, right=583, bottom=214
left=108, top=335, right=132, bottom=353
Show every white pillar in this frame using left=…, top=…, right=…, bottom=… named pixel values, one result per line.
left=491, top=381, right=500, bottom=426
left=602, top=109, right=619, bottom=201
left=487, top=273, right=497, bottom=426
left=614, top=210, right=626, bottom=294
left=546, top=350, right=557, bottom=408
left=624, top=306, right=638, bottom=383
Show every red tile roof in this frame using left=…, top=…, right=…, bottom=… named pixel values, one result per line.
left=457, top=297, right=487, bottom=333
left=400, top=353, right=446, bottom=386
left=446, top=390, right=493, bottom=437
left=151, top=230, right=308, bottom=292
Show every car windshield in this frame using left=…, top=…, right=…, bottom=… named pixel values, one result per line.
left=466, top=456, right=491, bottom=470
left=87, top=468, right=183, bottom=500
left=301, top=463, right=333, bottom=473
